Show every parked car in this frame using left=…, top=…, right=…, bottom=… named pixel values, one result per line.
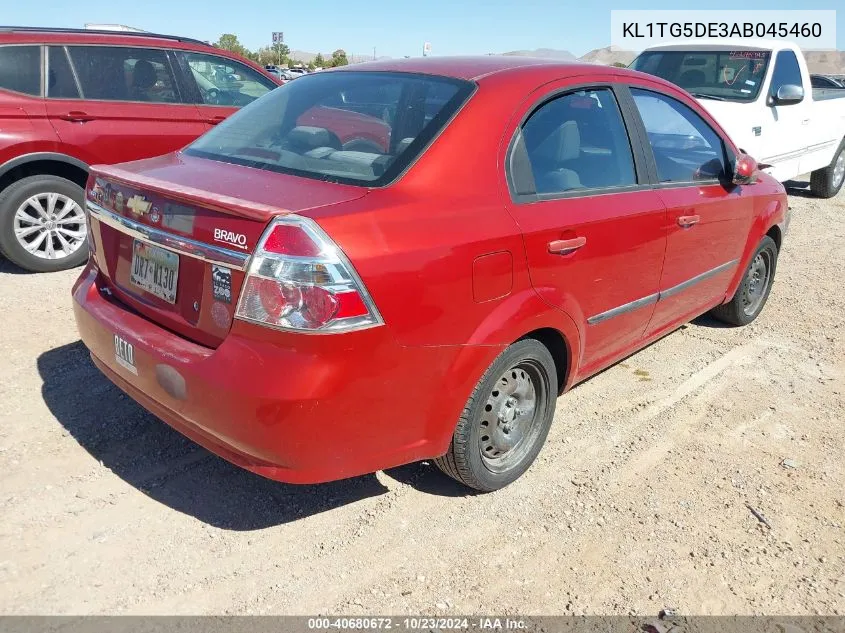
left=73, top=57, right=788, bottom=492
left=263, top=65, right=287, bottom=82
left=811, top=74, right=845, bottom=89
left=0, top=26, right=281, bottom=272
left=631, top=40, right=845, bottom=198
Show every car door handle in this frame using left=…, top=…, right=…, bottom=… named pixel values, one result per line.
left=206, top=116, right=227, bottom=125
left=677, top=215, right=701, bottom=228
left=58, top=111, right=95, bottom=122
left=548, top=236, right=586, bottom=255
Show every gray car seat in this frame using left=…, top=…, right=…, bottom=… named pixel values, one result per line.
left=533, top=120, right=582, bottom=192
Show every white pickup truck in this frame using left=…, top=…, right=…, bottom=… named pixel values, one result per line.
left=631, top=40, right=845, bottom=197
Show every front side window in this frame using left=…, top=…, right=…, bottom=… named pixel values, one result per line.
left=769, top=50, right=803, bottom=97
left=631, top=50, right=770, bottom=103
left=518, top=88, right=637, bottom=195
left=181, top=52, right=276, bottom=107
left=631, top=88, right=727, bottom=183
left=0, top=45, right=41, bottom=96
left=66, top=46, right=179, bottom=103
left=185, top=71, right=473, bottom=185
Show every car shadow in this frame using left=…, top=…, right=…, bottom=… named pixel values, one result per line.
left=784, top=179, right=814, bottom=198
left=691, top=314, right=735, bottom=329
left=37, top=341, right=390, bottom=530
left=0, top=255, right=32, bottom=275
left=383, top=461, right=478, bottom=498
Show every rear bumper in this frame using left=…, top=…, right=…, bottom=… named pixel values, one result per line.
left=72, top=264, right=477, bottom=483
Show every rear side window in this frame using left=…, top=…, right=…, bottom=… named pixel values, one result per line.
left=516, top=88, right=637, bottom=195
left=47, top=47, right=80, bottom=99
left=66, top=46, right=179, bottom=103
left=631, top=88, right=727, bottom=183
left=185, top=71, right=474, bottom=186
left=770, top=50, right=803, bottom=97
left=0, top=45, right=41, bottom=96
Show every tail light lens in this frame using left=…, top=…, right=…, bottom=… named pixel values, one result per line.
left=235, top=216, right=383, bottom=332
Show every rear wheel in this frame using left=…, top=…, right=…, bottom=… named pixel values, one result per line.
left=434, top=339, right=557, bottom=492
left=709, top=236, right=778, bottom=326
left=809, top=140, right=845, bottom=198
left=0, top=175, right=88, bottom=272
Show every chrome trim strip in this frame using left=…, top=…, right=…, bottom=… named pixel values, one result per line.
left=762, top=139, right=837, bottom=165
left=586, top=259, right=739, bottom=325
left=87, top=201, right=250, bottom=270
left=658, top=259, right=739, bottom=300
left=587, top=293, right=659, bottom=325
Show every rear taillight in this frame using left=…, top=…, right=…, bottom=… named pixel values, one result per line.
left=235, top=216, right=383, bottom=332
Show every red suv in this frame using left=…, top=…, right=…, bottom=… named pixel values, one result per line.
left=0, top=27, right=280, bottom=272
left=73, top=57, right=789, bottom=491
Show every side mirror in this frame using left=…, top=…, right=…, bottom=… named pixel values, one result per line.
left=732, top=154, right=758, bottom=185
left=771, top=84, right=804, bottom=106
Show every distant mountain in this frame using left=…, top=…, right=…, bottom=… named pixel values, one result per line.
left=578, top=46, right=636, bottom=66
left=804, top=50, right=845, bottom=74
left=576, top=46, right=844, bottom=73
left=502, top=48, right=576, bottom=60
left=286, top=46, right=844, bottom=73
left=288, top=49, right=387, bottom=65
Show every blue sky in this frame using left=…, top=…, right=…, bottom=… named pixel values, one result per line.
left=5, top=0, right=844, bottom=58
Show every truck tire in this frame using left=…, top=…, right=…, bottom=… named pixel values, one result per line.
left=0, top=175, right=88, bottom=273
left=809, top=139, right=845, bottom=199
left=434, top=339, right=557, bottom=492
left=709, top=236, right=778, bottom=326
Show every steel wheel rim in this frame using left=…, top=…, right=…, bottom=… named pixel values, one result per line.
left=741, top=250, right=772, bottom=316
left=833, top=151, right=845, bottom=189
left=479, top=360, right=545, bottom=474
left=13, top=193, right=86, bottom=261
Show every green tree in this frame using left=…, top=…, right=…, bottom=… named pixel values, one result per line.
left=307, top=61, right=316, bottom=71
left=314, top=53, right=325, bottom=67
left=611, top=61, right=628, bottom=68
left=274, top=42, right=291, bottom=65
left=256, top=46, right=273, bottom=66
left=214, top=33, right=250, bottom=59
left=330, top=49, right=349, bottom=67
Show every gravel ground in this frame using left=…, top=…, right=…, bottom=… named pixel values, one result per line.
left=0, top=182, right=843, bottom=616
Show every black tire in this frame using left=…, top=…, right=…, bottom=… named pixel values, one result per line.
left=0, top=175, right=88, bottom=273
left=709, top=236, right=778, bottom=326
left=809, top=139, right=845, bottom=199
left=434, top=339, right=557, bottom=492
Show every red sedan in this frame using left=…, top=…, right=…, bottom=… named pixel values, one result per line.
left=73, top=57, right=788, bottom=491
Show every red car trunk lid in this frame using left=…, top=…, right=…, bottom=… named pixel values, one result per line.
left=86, top=153, right=368, bottom=348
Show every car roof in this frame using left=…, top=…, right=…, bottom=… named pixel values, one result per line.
left=0, top=25, right=209, bottom=48
left=330, top=55, right=624, bottom=81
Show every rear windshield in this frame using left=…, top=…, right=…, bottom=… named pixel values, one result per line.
left=185, top=71, right=474, bottom=186
left=631, top=50, right=771, bottom=102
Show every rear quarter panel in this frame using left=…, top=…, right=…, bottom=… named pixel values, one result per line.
left=301, top=71, right=586, bottom=428
left=0, top=91, right=65, bottom=167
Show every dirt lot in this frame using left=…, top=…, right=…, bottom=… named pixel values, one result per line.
left=0, top=183, right=843, bottom=616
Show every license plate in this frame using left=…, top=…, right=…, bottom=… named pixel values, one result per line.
left=114, top=334, right=137, bottom=375
left=130, top=240, right=179, bottom=303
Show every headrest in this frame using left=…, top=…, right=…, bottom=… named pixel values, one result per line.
left=288, top=126, right=333, bottom=150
